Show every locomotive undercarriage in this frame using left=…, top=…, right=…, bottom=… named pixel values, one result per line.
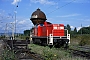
left=32, top=37, right=47, bottom=46
left=32, top=36, right=69, bottom=48
left=53, top=39, right=69, bottom=48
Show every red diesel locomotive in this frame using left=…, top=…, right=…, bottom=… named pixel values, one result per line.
left=30, top=8, right=70, bottom=48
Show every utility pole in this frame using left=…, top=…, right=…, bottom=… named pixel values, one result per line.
left=5, top=23, right=8, bottom=39
left=81, top=24, right=82, bottom=35
left=10, top=23, right=15, bottom=40
left=12, top=23, right=14, bottom=40
left=15, top=11, right=16, bottom=40
left=14, top=5, right=18, bottom=40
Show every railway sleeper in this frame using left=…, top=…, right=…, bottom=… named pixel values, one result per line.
left=5, top=40, right=30, bottom=50
left=71, top=49, right=90, bottom=59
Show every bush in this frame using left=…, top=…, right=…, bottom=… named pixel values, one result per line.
left=2, top=50, right=16, bottom=60
left=79, top=35, right=90, bottom=46
left=28, top=44, right=88, bottom=60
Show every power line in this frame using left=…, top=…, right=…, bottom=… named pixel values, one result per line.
left=47, top=0, right=76, bottom=15
left=9, top=2, right=20, bottom=39
left=10, top=2, right=19, bottom=19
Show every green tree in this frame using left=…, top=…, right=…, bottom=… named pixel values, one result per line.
left=78, top=26, right=90, bottom=34
left=24, top=27, right=34, bottom=36
left=24, top=30, right=30, bottom=36
left=73, top=27, right=77, bottom=34
left=66, top=24, right=71, bottom=34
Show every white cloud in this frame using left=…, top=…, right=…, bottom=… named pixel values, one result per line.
left=12, top=0, right=21, bottom=5
left=57, top=13, right=81, bottom=18
left=70, top=26, right=74, bottom=29
left=77, top=27, right=81, bottom=31
left=18, top=20, right=26, bottom=24
left=85, top=25, right=90, bottom=27
left=76, top=25, right=90, bottom=31
left=30, top=0, right=56, bottom=5
left=16, top=18, right=33, bottom=33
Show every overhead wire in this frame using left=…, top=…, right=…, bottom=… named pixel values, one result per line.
left=9, top=1, right=20, bottom=19
left=47, top=0, right=76, bottom=15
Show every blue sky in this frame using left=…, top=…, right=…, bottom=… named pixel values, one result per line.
left=0, top=0, right=90, bottom=33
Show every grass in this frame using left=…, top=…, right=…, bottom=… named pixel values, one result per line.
left=1, top=49, right=16, bottom=60
left=28, top=44, right=88, bottom=60
left=71, top=34, right=90, bottom=46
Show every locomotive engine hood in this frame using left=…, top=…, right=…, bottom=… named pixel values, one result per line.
left=30, top=8, right=47, bottom=25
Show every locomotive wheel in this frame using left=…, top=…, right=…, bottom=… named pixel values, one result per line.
left=40, top=38, right=47, bottom=46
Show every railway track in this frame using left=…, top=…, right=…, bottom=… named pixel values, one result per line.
left=68, top=46, right=90, bottom=59
left=1, top=38, right=90, bottom=60
left=15, top=49, right=43, bottom=60
left=2, top=39, right=43, bottom=60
